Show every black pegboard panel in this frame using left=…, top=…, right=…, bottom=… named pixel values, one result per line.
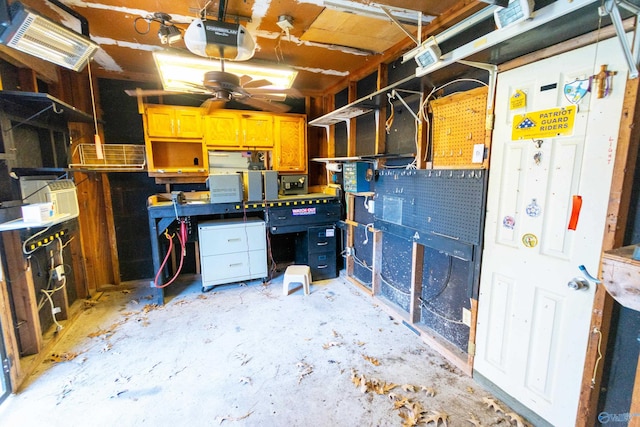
left=374, top=169, right=486, bottom=246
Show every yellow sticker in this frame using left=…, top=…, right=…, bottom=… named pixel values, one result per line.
left=512, top=105, right=576, bottom=140
left=522, top=233, right=539, bottom=248
left=510, top=90, right=527, bottom=110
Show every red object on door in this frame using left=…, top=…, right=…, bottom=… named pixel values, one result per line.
left=568, top=195, right=582, bottom=230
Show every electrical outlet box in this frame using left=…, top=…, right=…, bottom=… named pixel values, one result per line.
left=52, top=265, right=65, bottom=281
left=462, top=307, right=472, bottom=327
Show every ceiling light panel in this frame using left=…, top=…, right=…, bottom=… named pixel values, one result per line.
left=153, top=51, right=298, bottom=93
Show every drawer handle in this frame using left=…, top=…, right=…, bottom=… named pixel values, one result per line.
left=317, top=264, right=328, bottom=269
left=277, top=216, right=287, bottom=220
left=228, top=238, right=242, bottom=242
left=316, top=241, right=328, bottom=246
left=229, top=262, right=243, bottom=267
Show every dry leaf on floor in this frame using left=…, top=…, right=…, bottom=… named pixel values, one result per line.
left=393, top=395, right=411, bottom=410
left=355, top=340, right=366, bottom=346
left=421, top=386, right=436, bottom=397
left=234, top=353, right=252, bottom=366
left=215, top=411, right=253, bottom=424
left=506, top=411, right=527, bottom=427
left=296, top=361, right=313, bottom=384
left=483, top=397, right=505, bottom=414
left=83, top=300, right=99, bottom=308
left=322, top=341, right=342, bottom=350
left=48, top=352, right=80, bottom=362
left=197, top=294, right=207, bottom=300
left=467, top=386, right=475, bottom=394
left=388, top=392, right=400, bottom=401
left=399, top=408, right=425, bottom=427
left=401, top=384, right=416, bottom=392
left=142, top=303, right=160, bottom=313
left=362, top=354, right=380, bottom=366
left=332, top=329, right=342, bottom=338
left=424, top=410, right=449, bottom=427
left=238, top=376, right=252, bottom=385
left=467, top=413, right=484, bottom=427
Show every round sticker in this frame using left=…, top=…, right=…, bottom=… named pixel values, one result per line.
left=522, top=233, right=538, bottom=248
left=502, top=216, right=516, bottom=229
left=526, top=199, right=541, bottom=217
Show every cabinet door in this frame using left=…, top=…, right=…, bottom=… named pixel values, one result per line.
left=204, top=112, right=241, bottom=148
left=274, top=115, right=307, bottom=173
left=146, top=106, right=175, bottom=137
left=175, top=108, right=202, bottom=138
left=242, top=114, right=273, bottom=148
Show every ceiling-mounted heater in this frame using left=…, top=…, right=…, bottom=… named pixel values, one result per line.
left=0, top=1, right=98, bottom=71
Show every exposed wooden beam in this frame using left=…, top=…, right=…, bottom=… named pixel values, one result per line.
left=324, top=0, right=484, bottom=96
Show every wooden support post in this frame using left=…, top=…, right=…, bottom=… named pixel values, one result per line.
left=101, top=174, right=120, bottom=286
left=347, top=81, right=357, bottom=157
left=467, top=298, right=479, bottom=367
left=0, top=255, right=23, bottom=391
left=2, top=231, right=42, bottom=356
left=410, top=242, right=424, bottom=323
left=346, top=193, right=355, bottom=278
left=576, top=77, right=640, bottom=426
left=375, top=64, right=388, bottom=159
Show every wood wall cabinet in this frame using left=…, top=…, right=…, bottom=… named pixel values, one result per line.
left=143, top=105, right=207, bottom=176
left=273, top=114, right=307, bottom=174
left=204, top=110, right=273, bottom=150
left=146, top=105, right=202, bottom=138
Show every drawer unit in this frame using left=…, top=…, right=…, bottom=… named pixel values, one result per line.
left=198, top=218, right=267, bottom=290
left=296, top=225, right=338, bottom=281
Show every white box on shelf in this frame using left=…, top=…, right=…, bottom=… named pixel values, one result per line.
left=21, top=202, right=54, bottom=223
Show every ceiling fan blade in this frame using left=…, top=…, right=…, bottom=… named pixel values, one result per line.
left=170, top=80, right=210, bottom=93
left=245, top=87, right=303, bottom=98
left=239, top=75, right=252, bottom=87
left=243, top=78, right=273, bottom=89
left=201, top=98, right=226, bottom=114
left=124, top=89, right=186, bottom=96
left=237, top=96, right=291, bottom=113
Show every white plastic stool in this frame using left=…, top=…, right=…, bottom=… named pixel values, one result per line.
left=283, top=265, right=311, bottom=296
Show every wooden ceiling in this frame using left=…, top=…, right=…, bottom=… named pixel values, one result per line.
left=16, top=0, right=485, bottom=96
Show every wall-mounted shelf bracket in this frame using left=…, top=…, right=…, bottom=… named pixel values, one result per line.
left=456, top=60, right=498, bottom=112
left=603, top=0, right=640, bottom=79
left=388, top=89, right=421, bottom=122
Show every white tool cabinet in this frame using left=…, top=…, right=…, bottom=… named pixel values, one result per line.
left=198, top=217, right=267, bottom=291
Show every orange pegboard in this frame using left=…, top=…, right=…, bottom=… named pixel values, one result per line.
left=430, top=86, right=488, bottom=168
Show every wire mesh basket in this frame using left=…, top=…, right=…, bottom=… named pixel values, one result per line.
left=69, top=144, right=146, bottom=171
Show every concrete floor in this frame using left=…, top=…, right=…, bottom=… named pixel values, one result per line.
left=0, top=273, right=525, bottom=426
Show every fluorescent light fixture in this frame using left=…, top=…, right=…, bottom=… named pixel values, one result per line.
left=0, top=2, right=98, bottom=72
left=494, top=0, right=535, bottom=29
left=323, top=0, right=433, bottom=25
left=153, top=51, right=298, bottom=93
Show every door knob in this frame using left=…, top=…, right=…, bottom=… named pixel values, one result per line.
left=568, top=277, right=589, bottom=290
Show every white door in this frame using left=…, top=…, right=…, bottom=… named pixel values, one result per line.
left=475, top=36, right=628, bottom=426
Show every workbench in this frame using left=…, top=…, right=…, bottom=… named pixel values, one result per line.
left=147, top=192, right=342, bottom=304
